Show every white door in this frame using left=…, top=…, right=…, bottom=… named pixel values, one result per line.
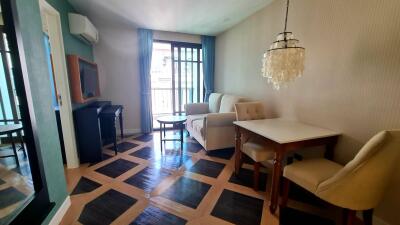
left=39, top=0, right=79, bottom=168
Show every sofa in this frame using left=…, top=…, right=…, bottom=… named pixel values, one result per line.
left=185, top=93, right=245, bottom=151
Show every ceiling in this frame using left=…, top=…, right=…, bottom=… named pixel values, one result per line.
left=68, top=0, right=274, bottom=35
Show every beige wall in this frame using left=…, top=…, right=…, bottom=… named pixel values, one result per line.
left=94, top=26, right=200, bottom=133
left=215, top=0, right=400, bottom=224
left=94, top=25, right=142, bottom=133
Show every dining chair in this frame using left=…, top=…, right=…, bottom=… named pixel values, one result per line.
left=234, top=102, right=274, bottom=191
left=281, top=130, right=400, bottom=225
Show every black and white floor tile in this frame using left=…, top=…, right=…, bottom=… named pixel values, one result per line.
left=78, top=189, right=137, bottom=225
left=62, top=131, right=342, bottom=225
left=109, top=142, right=139, bottom=153
left=71, top=177, right=102, bottom=195
left=0, top=147, right=34, bottom=222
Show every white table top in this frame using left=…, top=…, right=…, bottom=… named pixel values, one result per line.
left=157, top=115, right=187, bottom=123
left=234, top=118, right=340, bottom=144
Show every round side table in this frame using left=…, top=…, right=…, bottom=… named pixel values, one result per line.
left=156, top=115, right=187, bottom=151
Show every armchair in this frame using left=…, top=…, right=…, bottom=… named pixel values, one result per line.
left=281, top=130, right=400, bottom=225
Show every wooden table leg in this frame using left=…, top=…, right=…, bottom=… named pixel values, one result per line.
left=280, top=178, right=290, bottom=208
left=270, top=148, right=283, bottom=214
left=9, top=133, right=20, bottom=167
left=18, top=130, right=26, bottom=157
left=119, top=111, right=124, bottom=139
left=363, top=209, right=373, bottom=225
left=112, top=119, right=118, bottom=155
left=180, top=123, right=184, bottom=150
left=343, top=209, right=356, bottom=225
left=234, top=125, right=241, bottom=175
left=159, top=122, right=163, bottom=152
left=324, top=136, right=338, bottom=160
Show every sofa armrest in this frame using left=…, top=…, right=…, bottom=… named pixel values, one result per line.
left=205, top=112, right=237, bottom=127
left=185, top=103, right=209, bottom=115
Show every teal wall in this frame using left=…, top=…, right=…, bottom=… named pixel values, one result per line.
left=15, top=0, right=67, bottom=222
left=46, top=0, right=94, bottom=61
left=13, top=0, right=93, bottom=224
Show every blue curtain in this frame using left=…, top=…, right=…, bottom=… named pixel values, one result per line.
left=138, top=29, right=153, bottom=133
left=201, top=35, right=216, bottom=102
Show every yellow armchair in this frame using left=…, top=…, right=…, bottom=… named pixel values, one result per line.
left=282, top=130, right=400, bottom=225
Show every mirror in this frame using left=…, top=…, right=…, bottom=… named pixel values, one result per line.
left=0, top=6, right=35, bottom=224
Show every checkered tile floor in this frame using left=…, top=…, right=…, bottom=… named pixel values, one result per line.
left=61, top=131, right=340, bottom=225
left=0, top=149, right=33, bottom=223
left=61, top=130, right=273, bottom=225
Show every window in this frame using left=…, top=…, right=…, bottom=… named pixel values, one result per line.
left=0, top=28, right=20, bottom=125
left=172, top=43, right=204, bottom=114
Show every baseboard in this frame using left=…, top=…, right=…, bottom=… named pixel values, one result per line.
left=49, top=196, right=71, bottom=225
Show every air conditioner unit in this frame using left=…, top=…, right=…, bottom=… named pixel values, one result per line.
left=68, top=13, right=99, bottom=44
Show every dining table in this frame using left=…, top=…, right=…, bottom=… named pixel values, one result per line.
left=233, top=118, right=341, bottom=214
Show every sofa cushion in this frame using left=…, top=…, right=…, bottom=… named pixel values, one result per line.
left=186, top=114, right=207, bottom=130
left=208, top=93, right=223, bottom=113
left=192, top=119, right=205, bottom=137
left=219, top=95, right=244, bottom=113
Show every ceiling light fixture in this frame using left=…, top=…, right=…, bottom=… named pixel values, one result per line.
left=262, top=0, right=305, bottom=90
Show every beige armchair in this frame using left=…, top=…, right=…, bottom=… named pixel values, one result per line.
left=234, top=102, right=274, bottom=191
left=282, top=130, right=400, bottom=225
left=185, top=93, right=245, bottom=151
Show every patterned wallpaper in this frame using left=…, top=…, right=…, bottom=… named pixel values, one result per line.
left=215, top=0, right=400, bottom=223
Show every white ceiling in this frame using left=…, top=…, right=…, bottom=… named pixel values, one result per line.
left=68, top=0, right=274, bottom=35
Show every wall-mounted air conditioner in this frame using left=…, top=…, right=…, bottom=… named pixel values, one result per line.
left=68, top=13, right=99, bottom=45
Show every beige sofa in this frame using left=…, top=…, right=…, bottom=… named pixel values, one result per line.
left=185, top=93, right=245, bottom=151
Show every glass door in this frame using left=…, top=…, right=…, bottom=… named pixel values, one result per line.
left=172, top=42, right=203, bottom=115
left=151, top=41, right=204, bottom=129
left=151, top=42, right=173, bottom=128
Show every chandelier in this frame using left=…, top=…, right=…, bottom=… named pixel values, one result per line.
left=262, top=0, right=305, bottom=90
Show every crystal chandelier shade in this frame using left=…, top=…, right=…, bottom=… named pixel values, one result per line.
left=262, top=0, right=305, bottom=90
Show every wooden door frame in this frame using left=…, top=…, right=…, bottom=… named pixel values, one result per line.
left=39, top=0, right=79, bottom=168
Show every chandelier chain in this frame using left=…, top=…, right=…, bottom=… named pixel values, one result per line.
left=284, top=0, right=290, bottom=33
left=262, top=0, right=305, bottom=90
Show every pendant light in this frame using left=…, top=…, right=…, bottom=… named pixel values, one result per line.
left=261, top=0, right=305, bottom=90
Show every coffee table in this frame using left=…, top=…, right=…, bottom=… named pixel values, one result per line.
left=157, top=115, right=187, bottom=151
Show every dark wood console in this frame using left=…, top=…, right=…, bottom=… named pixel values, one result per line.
left=100, top=105, right=124, bottom=155
left=56, top=101, right=124, bottom=164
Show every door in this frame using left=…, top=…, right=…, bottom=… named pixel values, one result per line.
left=151, top=41, right=204, bottom=129
left=172, top=42, right=203, bottom=115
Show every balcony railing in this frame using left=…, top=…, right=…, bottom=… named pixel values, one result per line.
left=152, top=87, right=201, bottom=129
left=151, top=87, right=173, bottom=116
left=151, top=87, right=174, bottom=129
